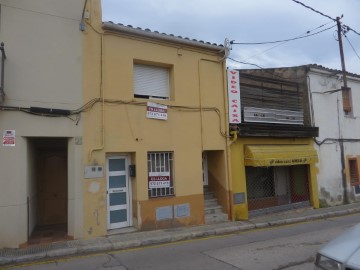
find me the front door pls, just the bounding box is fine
[38,149,67,225]
[107,156,131,229]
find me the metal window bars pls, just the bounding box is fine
[148,152,175,198]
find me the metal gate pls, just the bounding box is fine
[246,165,310,213]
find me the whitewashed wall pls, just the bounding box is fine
[309,68,360,206]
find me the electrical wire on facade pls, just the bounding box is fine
[0,98,230,138]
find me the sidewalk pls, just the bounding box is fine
[1,202,360,266]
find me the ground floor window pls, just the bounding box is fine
[148,152,174,198]
[246,165,310,211]
[349,158,359,186]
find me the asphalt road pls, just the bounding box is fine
[4,213,360,270]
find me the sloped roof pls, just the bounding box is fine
[305,64,360,79]
[102,21,224,53]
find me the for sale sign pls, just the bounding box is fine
[148,171,170,188]
[227,70,241,123]
[3,130,15,146]
[146,102,168,120]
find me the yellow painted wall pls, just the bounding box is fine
[230,137,319,220]
[82,0,229,237]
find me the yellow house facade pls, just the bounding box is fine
[82,0,231,237]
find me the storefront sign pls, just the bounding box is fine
[2,130,15,146]
[227,70,241,123]
[148,171,170,188]
[269,158,308,166]
[146,102,168,120]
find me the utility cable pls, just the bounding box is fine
[231,24,336,45]
[344,35,360,61]
[291,0,360,37]
[291,0,336,22]
[241,22,335,62]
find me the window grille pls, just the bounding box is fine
[134,64,169,99]
[148,152,174,198]
[349,159,359,185]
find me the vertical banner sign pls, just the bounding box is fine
[146,102,168,120]
[3,130,15,146]
[227,70,241,123]
[148,172,170,188]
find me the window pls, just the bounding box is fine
[342,87,352,114]
[148,152,174,198]
[349,158,359,185]
[134,64,170,100]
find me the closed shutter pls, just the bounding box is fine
[134,64,169,99]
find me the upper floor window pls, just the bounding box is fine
[342,87,352,115]
[134,64,170,100]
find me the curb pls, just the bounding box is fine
[1,207,360,266]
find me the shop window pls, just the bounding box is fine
[148,152,174,198]
[349,158,359,185]
[134,64,170,100]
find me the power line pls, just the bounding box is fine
[291,0,335,21]
[344,35,360,61]
[230,24,336,45]
[240,22,334,62]
[291,0,360,37]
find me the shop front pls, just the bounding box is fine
[230,139,319,220]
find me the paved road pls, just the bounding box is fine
[4,213,360,270]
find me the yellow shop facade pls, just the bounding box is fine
[82,0,231,237]
[228,69,320,220]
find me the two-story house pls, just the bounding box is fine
[0,0,84,248]
[229,68,320,220]
[264,65,360,207]
[82,0,230,238]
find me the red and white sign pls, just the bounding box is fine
[3,130,15,146]
[148,171,170,188]
[227,70,241,123]
[146,102,168,120]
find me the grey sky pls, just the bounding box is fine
[102,0,360,74]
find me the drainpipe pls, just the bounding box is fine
[0,42,6,102]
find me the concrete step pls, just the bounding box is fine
[204,198,218,207]
[204,192,215,200]
[205,212,229,224]
[204,205,223,215]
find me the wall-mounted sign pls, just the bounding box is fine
[148,171,170,188]
[146,102,168,120]
[3,130,15,146]
[227,70,241,123]
[244,106,304,125]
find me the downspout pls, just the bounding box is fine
[0,43,6,102]
[89,33,105,162]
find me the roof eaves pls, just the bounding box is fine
[102,22,224,53]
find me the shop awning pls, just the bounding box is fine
[244,145,318,167]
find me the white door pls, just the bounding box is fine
[107,156,131,229]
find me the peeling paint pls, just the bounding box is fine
[88,181,101,194]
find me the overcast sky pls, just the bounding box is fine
[102,0,360,74]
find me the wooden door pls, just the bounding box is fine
[38,149,67,225]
